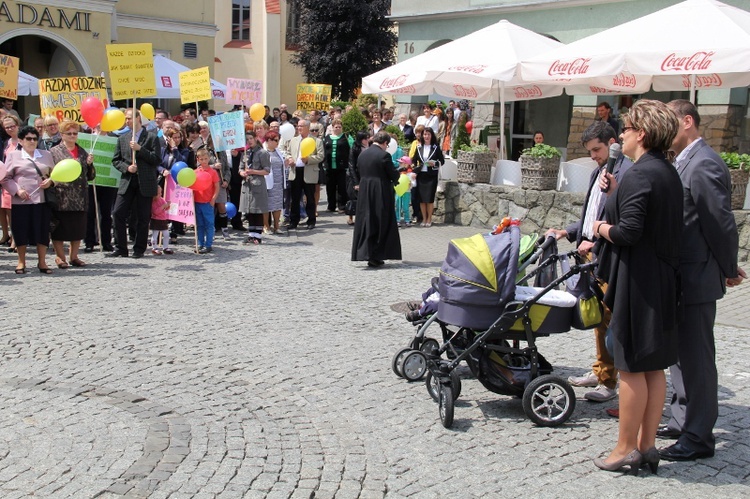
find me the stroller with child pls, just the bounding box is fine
[391,223,599,428]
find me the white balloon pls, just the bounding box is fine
[386,138,398,155]
[279,122,295,141]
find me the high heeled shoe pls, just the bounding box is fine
[593,449,642,475]
[640,447,660,474]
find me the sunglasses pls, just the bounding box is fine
[23,137,38,141]
[63,132,79,136]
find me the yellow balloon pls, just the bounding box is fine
[394,174,410,196]
[300,137,316,158]
[140,103,155,121]
[101,109,126,132]
[249,103,265,122]
[50,158,82,183]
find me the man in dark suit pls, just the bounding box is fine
[107,109,162,258]
[397,113,415,143]
[548,121,632,403]
[658,100,746,461]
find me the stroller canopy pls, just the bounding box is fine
[438,226,521,330]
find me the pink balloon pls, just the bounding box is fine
[465,121,473,134]
[81,97,105,128]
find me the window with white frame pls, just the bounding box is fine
[232,0,251,41]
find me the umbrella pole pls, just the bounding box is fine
[690,74,697,104]
[500,82,506,161]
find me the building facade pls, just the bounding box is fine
[390,0,750,159]
[0,0,217,118]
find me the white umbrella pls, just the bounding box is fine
[153,55,227,100]
[18,71,39,96]
[521,0,750,101]
[362,20,566,158]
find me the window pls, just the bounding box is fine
[286,0,300,50]
[232,0,251,41]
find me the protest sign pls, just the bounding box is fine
[38,77,108,123]
[296,83,332,111]
[179,67,211,104]
[0,53,19,100]
[207,111,244,152]
[106,43,156,99]
[76,133,121,188]
[165,175,196,224]
[225,78,262,106]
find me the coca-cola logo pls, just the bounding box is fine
[448,65,487,74]
[513,85,543,99]
[661,51,714,72]
[612,73,637,88]
[682,73,723,88]
[588,86,619,94]
[548,58,591,76]
[452,85,478,98]
[380,75,409,89]
[390,85,416,95]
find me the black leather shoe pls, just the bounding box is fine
[131,252,144,259]
[659,442,714,461]
[656,425,681,439]
[106,250,127,258]
[83,246,94,253]
[102,245,114,252]
[307,224,315,230]
[288,224,298,230]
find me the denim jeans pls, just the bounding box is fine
[195,202,214,248]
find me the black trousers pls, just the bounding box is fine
[112,181,152,255]
[290,168,316,226]
[228,180,244,228]
[85,185,116,249]
[326,167,347,211]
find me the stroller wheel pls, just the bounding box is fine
[522,375,576,427]
[439,385,454,428]
[402,351,428,381]
[419,338,440,357]
[427,370,462,402]
[392,347,413,378]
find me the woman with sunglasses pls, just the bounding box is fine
[1,126,55,273]
[48,120,95,268]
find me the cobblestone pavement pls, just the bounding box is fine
[0,210,748,498]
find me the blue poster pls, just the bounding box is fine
[208,111,245,152]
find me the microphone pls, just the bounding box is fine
[602,142,621,192]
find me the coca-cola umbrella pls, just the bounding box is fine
[18,71,39,96]
[520,0,750,102]
[361,20,566,158]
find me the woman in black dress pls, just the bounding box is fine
[411,127,443,227]
[592,99,683,475]
[351,132,401,267]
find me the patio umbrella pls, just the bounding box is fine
[520,0,750,101]
[18,71,39,96]
[362,20,566,158]
[153,55,227,100]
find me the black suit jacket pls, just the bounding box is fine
[112,128,161,197]
[677,138,738,304]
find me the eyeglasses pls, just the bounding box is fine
[310,129,320,133]
[4,125,16,130]
[621,126,637,134]
[63,132,79,136]
[23,137,38,142]
[45,123,58,127]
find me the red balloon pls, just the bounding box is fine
[465,120,473,134]
[190,169,213,192]
[81,97,104,128]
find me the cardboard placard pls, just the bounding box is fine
[106,43,157,99]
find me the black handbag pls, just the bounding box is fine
[344,199,356,216]
[31,161,58,211]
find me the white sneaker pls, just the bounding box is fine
[584,384,618,402]
[568,371,598,387]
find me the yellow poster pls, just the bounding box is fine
[0,53,20,100]
[179,67,211,104]
[38,77,108,123]
[106,43,156,99]
[296,84,332,111]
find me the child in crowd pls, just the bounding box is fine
[395,157,414,228]
[150,185,173,255]
[193,148,220,254]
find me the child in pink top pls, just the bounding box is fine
[150,185,172,255]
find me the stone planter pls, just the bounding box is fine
[520,155,561,190]
[456,150,494,183]
[730,168,749,210]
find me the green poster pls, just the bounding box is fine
[77,133,121,188]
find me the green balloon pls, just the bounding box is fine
[394,174,410,196]
[177,167,196,188]
[50,158,82,183]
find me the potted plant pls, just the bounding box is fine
[519,143,562,190]
[456,142,494,183]
[719,152,750,210]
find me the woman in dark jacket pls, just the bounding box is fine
[49,120,95,268]
[323,118,351,213]
[351,132,401,267]
[410,127,443,227]
[592,99,683,475]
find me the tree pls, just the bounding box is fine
[453,112,470,158]
[292,0,397,101]
[341,108,368,137]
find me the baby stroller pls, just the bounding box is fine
[394,225,597,429]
